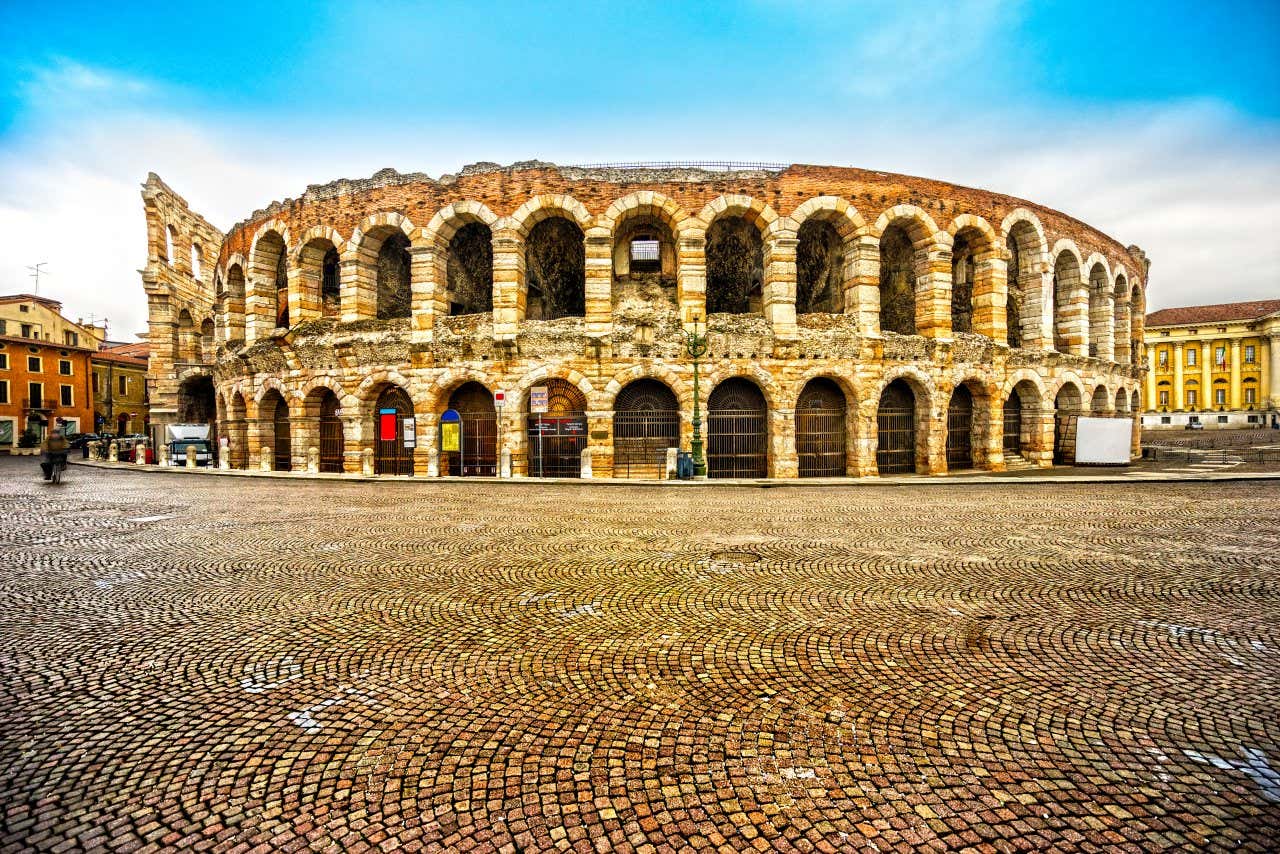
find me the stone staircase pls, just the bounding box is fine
[1002,452,1036,472]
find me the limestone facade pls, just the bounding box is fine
[141,162,1148,478]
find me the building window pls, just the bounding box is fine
[92,373,99,392]
[1158,349,1168,367]
[27,355,41,373]
[1245,344,1256,364]
[0,380,7,404]
[1218,415,1229,424]
[1215,346,1226,368]
[1187,348,1196,366]
[1159,390,1169,407]
[1186,390,1197,407]
[63,331,78,347]
[1248,414,1260,424]
[0,319,5,334]
[1160,416,1171,424]
[19,304,28,313]
[1215,388,1226,405]
[118,376,127,395]
[1245,387,1256,404]
[20,323,31,338]
[0,353,7,370]
[58,359,72,375]
[60,384,73,406]
[28,382,42,407]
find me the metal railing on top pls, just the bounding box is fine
[566,161,789,172]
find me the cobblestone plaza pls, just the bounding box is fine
[2,460,1278,851]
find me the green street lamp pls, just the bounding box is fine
[683,312,708,478]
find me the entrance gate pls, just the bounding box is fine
[795,378,846,477]
[527,379,587,478]
[876,379,916,474]
[1002,396,1022,455]
[707,378,767,478]
[374,386,415,475]
[319,392,344,473]
[269,394,291,472]
[946,385,974,470]
[613,380,680,479]
[446,382,497,476]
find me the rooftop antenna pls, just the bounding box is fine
[27,262,47,294]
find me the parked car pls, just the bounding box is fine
[168,438,214,466]
[67,432,99,450]
[1185,421,1204,430]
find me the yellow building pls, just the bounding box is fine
[92,341,150,435]
[0,294,106,349]
[1143,299,1280,429]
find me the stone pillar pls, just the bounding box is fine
[971,251,1007,343]
[306,446,320,473]
[409,243,439,337]
[427,447,439,478]
[339,251,373,324]
[665,447,678,479]
[259,445,272,472]
[500,446,512,478]
[584,230,613,338]
[1091,287,1115,361]
[1201,342,1212,410]
[1230,339,1243,410]
[135,439,148,466]
[186,444,197,468]
[585,410,612,480]
[286,265,312,326]
[852,398,879,477]
[1112,295,1131,365]
[1029,268,1055,351]
[1173,343,1184,410]
[361,447,374,476]
[219,436,230,470]
[847,235,881,336]
[491,228,524,341]
[982,395,1005,471]
[108,440,118,462]
[1262,336,1276,410]
[914,242,952,339]
[771,408,798,478]
[157,442,169,466]
[677,231,707,326]
[343,416,363,474]
[763,233,798,343]
[1146,346,1158,411]
[580,446,593,479]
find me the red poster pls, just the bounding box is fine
[379,413,397,441]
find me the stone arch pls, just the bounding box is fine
[509,194,594,238]
[702,363,782,413]
[944,372,995,472]
[603,363,693,411]
[296,226,346,322]
[219,257,248,343]
[417,202,500,320]
[511,366,597,410]
[199,317,215,361]
[249,223,290,337]
[1051,241,1086,355]
[1086,255,1113,360]
[355,369,426,415]
[1090,383,1112,414]
[611,377,682,478]
[947,214,1001,338]
[175,309,197,363]
[706,375,770,478]
[872,206,945,336]
[525,215,586,320]
[700,195,775,316]
[872,367,934,475]
[1002,212,1049,348]
[300,375,358,413]
[427,367,500,412]
[794,375,853,477]
[784,365,863,413]
[1112,270,1131,365]
[347,212,415,322]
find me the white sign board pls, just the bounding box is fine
[402,417,417,449]
[1074,417,1130,465]
[494,390,505,406]
[530,386,548,414]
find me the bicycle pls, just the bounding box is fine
[45,454,67,484]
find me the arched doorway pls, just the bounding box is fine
[1003,393,1023,457]
[707,378,767,478]
[795,378,846,477]
[228,393,248,469]
[946,385,974,471]
[374,386,415,475]
[613,379,680,479]
[877,379,917,474]
[445,381,497,476]
[317,390,344,473]
[259,391,291,472]
[1054,384,1082,464]
[526,378,587,477]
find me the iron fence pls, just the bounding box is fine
[876,407,915,474]
[707,410,768,478]
[446,415,498,476]
[796,409,846,477]
[527,414,587,478]
[613,411,679,479]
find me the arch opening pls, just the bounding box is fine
[253,231,288,330]
[1053,252,1083,354]
[796,377,847,477]
[1088,263,1109,358]
[613,379,680,479]
[1054,384,1083,464]
[225,264,247,342]
[707,378,767,478]
[796,220,844,314]
[1003,380,1041,459]
[950,230,977,334]
[1091,384,1111,414]
[526,378,587,477]
[377,232,412,320]
[613,213,677,285]
[373,385,415,475]
[447,222,493,316]
[445,381,497,476]
[946,384,975,471]
[878,225,917,335]
[310,388,344,473]
[260,390,291,472]
[199,318,214,362]
[1113,275,1130,364]
[526,218,585,320]
[177,376,216,454]
[706,217,764,315]
[877,379,918,474]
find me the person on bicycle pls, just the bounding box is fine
[41,427,69,481]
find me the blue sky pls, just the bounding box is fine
[1,0,1277,335]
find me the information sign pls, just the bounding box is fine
[530,386,548,414]
[402,417,417,449]
[378,408,397,441]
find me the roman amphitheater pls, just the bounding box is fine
[142,161,1148,479]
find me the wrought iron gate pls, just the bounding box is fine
[946,388,973,470]
[877,380,917,474]
[1002,398,1022,454]
[613,380,681,479]
[527,414,586,477]
[319,416,344,472]
[708,378,768,478]
[375,387,415,475]
[796,378,846,477]
[448,415,498,476]
[272,398,292,472]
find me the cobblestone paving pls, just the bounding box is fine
[2,457,1278,853]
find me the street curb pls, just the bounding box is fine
[71,459,1280,488]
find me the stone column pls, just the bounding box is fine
[491,229,524,341]
[584,230,613,338]
[982,394,1005,471]
[1230,339,1243,410]
[971,252,1007,343]
[847,235,881,336]
[1146,346,1158,411]
[677,231,707,325]
[771,408,798,479]
[1173,343,1184,410]
[1263,336,1277,410]
[339,251,373,323]
[1091,287,1115,361]
[763,234,798,344]
[1201,342,1212,410]
[287,264,317,325]
[914,242,952,339]
[409,244,441,338]
[342,415,363,474]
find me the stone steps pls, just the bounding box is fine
[1002,452,1036,471]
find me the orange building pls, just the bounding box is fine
[0,295,99,448]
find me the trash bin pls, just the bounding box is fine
[676,451,694,480]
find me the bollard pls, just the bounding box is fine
[361,447,374,475]
[108,440,118,462]
[427,448,439,477]
[219,437,230,470]
[665,447,678,480]
[580,446,593,479]
[135,439,148,466]
[306,446,320,473]
[88,441,99,461]
[157,442,169,466]
[500,446,511,478]
[186,444,198,469]
[259,446,273,472]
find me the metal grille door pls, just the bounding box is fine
[375,387,414,475]
[527,415,586,477]
[272,398,292,472]
[613,380,680,479]
[707,411,767,478]
[448,415,498,476]
[877,380,917,474]
[796,378,847,477]
[946,387,973,470]
[1002,398,1022,454]
[319,416,344,473]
